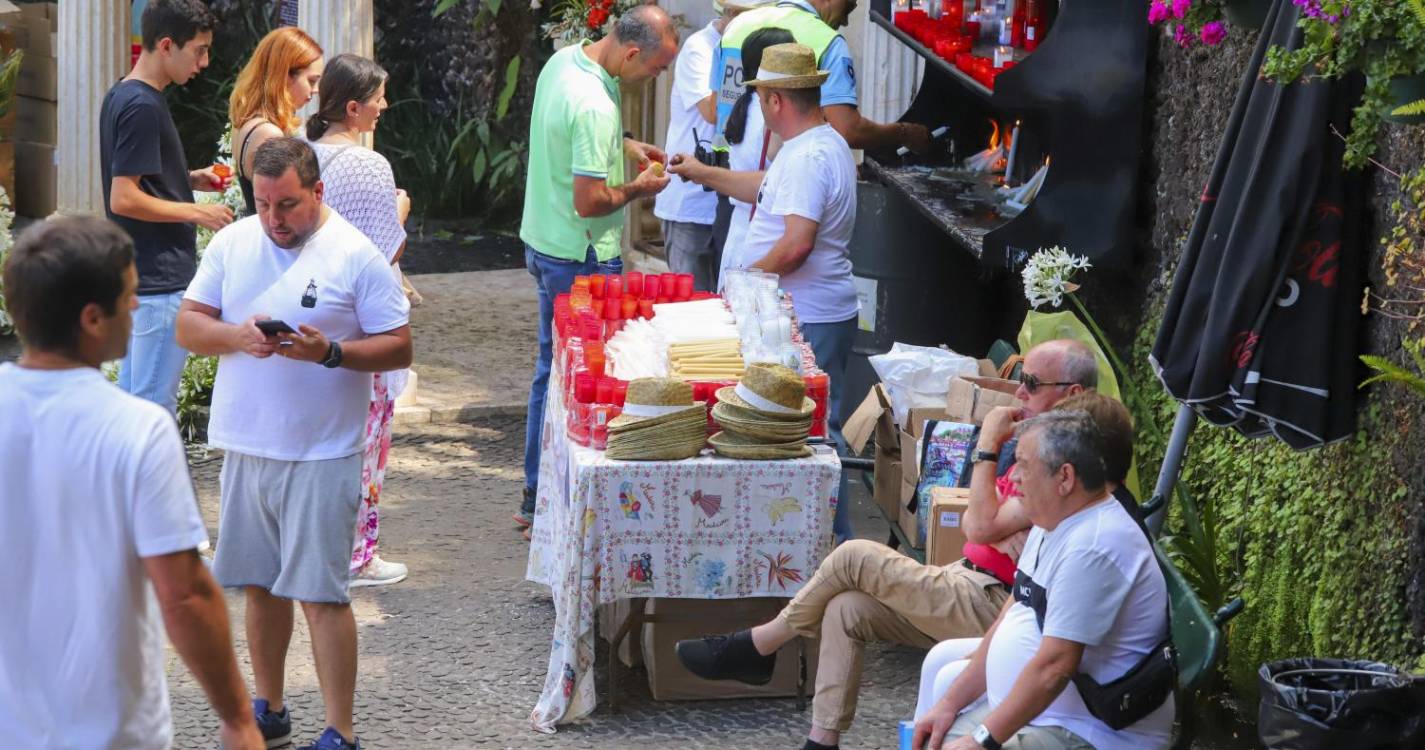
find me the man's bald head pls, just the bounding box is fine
[1037,339,1099,388]
[1016,339,1101,416]
[612,4,679,82]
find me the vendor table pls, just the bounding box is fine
[524,366,842,732]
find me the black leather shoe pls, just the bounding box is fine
[675,630,776,685]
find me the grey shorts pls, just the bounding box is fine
[212,451,362,604]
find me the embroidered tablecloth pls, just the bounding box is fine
[524,368,841,732]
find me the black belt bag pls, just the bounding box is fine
[1071,637,1177,729]
[1013,561,1177,730]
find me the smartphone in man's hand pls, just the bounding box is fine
[255,319,297,337]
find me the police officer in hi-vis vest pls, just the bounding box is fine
[708,0,933,155]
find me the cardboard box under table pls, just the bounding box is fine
[599,597,818,703]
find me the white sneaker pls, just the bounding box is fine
[350,555,408,588]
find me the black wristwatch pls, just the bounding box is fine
[973,724,1002,750]
[972,448,999,465]
[320,340,343,369]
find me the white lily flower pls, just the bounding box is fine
[1022,245,1091,310]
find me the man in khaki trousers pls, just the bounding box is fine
[677,339,1101,750]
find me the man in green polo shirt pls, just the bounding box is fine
[516,4,679,536]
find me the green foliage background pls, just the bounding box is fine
[1120,292,1425,695]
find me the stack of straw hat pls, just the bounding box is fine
[606,378,708,461]
[710,363,815,459]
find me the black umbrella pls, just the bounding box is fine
[1149,0,1365,454]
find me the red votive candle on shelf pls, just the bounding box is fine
[638,299,654,319]
[596,377,613,404]
[624,271,643,297]
[676,273,694,301]
[642,274,660,300]
[589,274,606,299]
[603,296,621,320]
[589,298,605,319]
[621,297,638,319]
[614,379,628,406]
[606,275,623,299]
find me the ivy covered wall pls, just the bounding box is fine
[1091,26,1425,695]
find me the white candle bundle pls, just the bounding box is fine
[606,299,743,381]
[649,299,739,344]
[605,318,670,380]
[965,143,1005,173]
[1000,160,1050,212]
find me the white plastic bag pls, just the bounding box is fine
[869,342,979,428]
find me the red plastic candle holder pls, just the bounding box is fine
[589,274,606,299]
[624,271,643,298]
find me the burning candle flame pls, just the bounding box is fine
[987,119,1001,151]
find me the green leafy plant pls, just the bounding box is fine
[0,49,24,123]
[1125,296,1421,695]
[1262,0,1425,168]
[1361,338,1425,396]
[1159,482,1241,616]
[176,355,218,444]
[0,187,14,337]
[375,52,527,222]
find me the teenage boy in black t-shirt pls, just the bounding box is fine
[100,0,231,415]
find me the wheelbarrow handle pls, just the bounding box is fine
[1213,598,1245,627]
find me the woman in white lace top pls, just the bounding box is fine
[306,53,412,588]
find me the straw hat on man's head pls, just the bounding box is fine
[743,43,828,89]
[715,363,815,420]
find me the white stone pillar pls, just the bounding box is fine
[55,0,129,216]
[298,0,375,147]
[849,2,924,126]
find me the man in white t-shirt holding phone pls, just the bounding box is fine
[669,42,858,541]
[177,138,412,750]
[0,217,262,749]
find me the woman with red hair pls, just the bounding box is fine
[228,26,324,215]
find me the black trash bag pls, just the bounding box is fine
[1258,658,1425,749]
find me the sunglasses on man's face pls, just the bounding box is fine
[1021,373,1075,394]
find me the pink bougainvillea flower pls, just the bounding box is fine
[1148,0,1170,24]
[1170,0,1191,19]
[1200,20,1226,45]
[1174,23,1193,48]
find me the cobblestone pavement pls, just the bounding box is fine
[398,270,538,422]
[168,417,923,749]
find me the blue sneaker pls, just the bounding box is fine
[253,699,292,748]
[297,727,361,750]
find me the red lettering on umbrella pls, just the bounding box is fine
[1230,331,1259,369]
[1292,240,1339,289]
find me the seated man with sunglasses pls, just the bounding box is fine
[675,339,1099,750]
